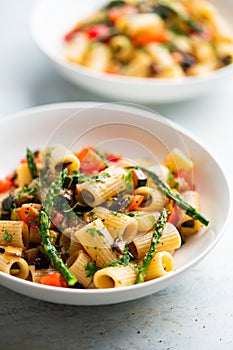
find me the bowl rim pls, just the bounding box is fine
[30,0,233,88]
[0,101,231,302]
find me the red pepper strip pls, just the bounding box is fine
[40,272,68,288]
[87,24,110,40]
[0,178,14,193]
[128,195,144,211]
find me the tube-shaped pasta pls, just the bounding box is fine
[93,206,138,241]
[179,190,201,235]
[117,13,164,37]
[145,43,175,70]
[0,254,29,279]
[193,38,216,63]
[134,186,165,212]
[188,1,233,43]
[156,64,185,78]
[60,227,83,256]
[129,222,181,260]
[187,62,217,76]
[131,211,160,233]
[0,245,22,257]
[68,250,96,288]
[85,43,111,72]
[29,266,57,283]
[122,51,152,77]
[147,164,170,183]
[42,144,80,175]
[94,264,138,288]
[145,251,174,280]
[216,42,233,62]
[0,221,29,248]
[63,32,89,64]
[76,165,128,207]
[74,219,118,267]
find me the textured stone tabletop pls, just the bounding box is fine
[0,1,233,349]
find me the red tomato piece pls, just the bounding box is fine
[79,148,106,175]
[0,178,14,193]
[63,28,80,42]
[132,31,168,46]
[105,152,122,162]
[20,203,42,228]
[174,169,194,191]
[50,209,64,228]
[40,272,68,288]
[87,24,110,39]
[167,204,180,226]
[76,146,94,162]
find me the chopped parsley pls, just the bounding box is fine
[3,230,13,244]
[85,261,99,280]
[26,148,38,179]
[88,227,104,237]
[17,184,37,199]
[110,211,123,217]
[110,246,134,267]
[93,173,111,183]
[123,172,133,191]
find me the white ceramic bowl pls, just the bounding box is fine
[30,0,233,103]
[0,102,230,305]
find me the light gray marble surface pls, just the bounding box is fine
[1,1,233,349]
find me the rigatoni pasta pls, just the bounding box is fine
[0,144,209,289]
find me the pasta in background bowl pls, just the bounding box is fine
[0,102,230,305]
[30,0,233,102]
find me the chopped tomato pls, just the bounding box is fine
[76,146,94,162]
[40,272,68,288]
[0,178,14,193]
[87,24,110,40]
[108,5,138,23]
[132,31,168,46]
[81,160,106,175]
[63,28,80,42]
[50,209,64,228]
[167,200,180,226]
[174,169,194,191]
[128,195,144,211]
[105,152,122,162]
[20,203,42,228]
[78,148,106,175]
[104,68,119,75]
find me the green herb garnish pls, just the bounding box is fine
[3,230,12,244]
[26,148,37,179]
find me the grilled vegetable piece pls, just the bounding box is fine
[136,208,168,283]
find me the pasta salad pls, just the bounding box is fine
[0,145,209,289]
[63,0,233,78]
